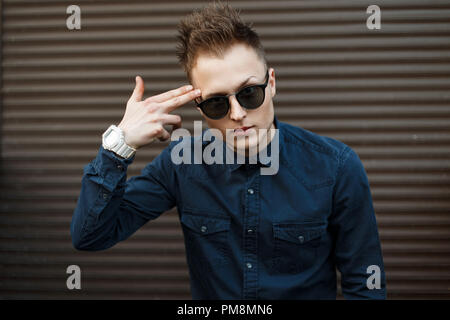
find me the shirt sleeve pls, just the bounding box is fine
[330,146,387,299]
[70,144,177,251]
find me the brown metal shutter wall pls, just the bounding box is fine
[1,0,449,299]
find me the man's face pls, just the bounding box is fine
[190,43,276,153]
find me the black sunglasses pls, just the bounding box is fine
[195,70,270,120]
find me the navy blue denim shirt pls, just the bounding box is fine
[71,116,386,299]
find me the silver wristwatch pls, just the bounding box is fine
[102,125,136,159]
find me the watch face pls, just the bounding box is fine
[104,130,120,149]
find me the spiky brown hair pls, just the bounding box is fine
[175,1,267,83]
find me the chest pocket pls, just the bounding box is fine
[272,222,326,274]
[180,212,231,272]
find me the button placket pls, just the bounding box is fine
[243,174,259,299]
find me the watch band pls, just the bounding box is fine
[111,138,136,159]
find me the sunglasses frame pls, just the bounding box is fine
[195,70,270,120]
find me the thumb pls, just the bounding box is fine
[130,75,144,102]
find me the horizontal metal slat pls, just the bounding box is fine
[5,50,450,68]
[5,37,450,56]
[5,105,450,119]
[4,119,450,134]
[5,22,450,40]
[4,0,450,14]
[5,79,450,95]
[1,172,449,188]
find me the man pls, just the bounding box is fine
[71,2,386,299]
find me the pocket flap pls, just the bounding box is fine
[181,213,230,235]
[273,222,326,244]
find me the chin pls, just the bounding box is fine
[234,135,259,153]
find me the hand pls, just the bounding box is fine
[118,76,201,149]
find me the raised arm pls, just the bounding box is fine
[70,76,201,251]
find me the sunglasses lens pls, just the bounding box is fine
[201,97,229,119]
[236,86,265,109]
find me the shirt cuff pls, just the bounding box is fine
[92,145,136,192]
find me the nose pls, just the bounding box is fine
[229,95,247,121]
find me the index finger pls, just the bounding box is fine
[160,88,202,112]
[145,84,194,104]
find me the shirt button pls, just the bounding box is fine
[298,235,304,243]
[102,193,108,200]
[201,226,207,233]
[117,164,124,171]
[247,188,254,195]
[246,263,252,269]
[247,229,253,234]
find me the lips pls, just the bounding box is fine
[234,126,254,132]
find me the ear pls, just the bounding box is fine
[269,67,276,98]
